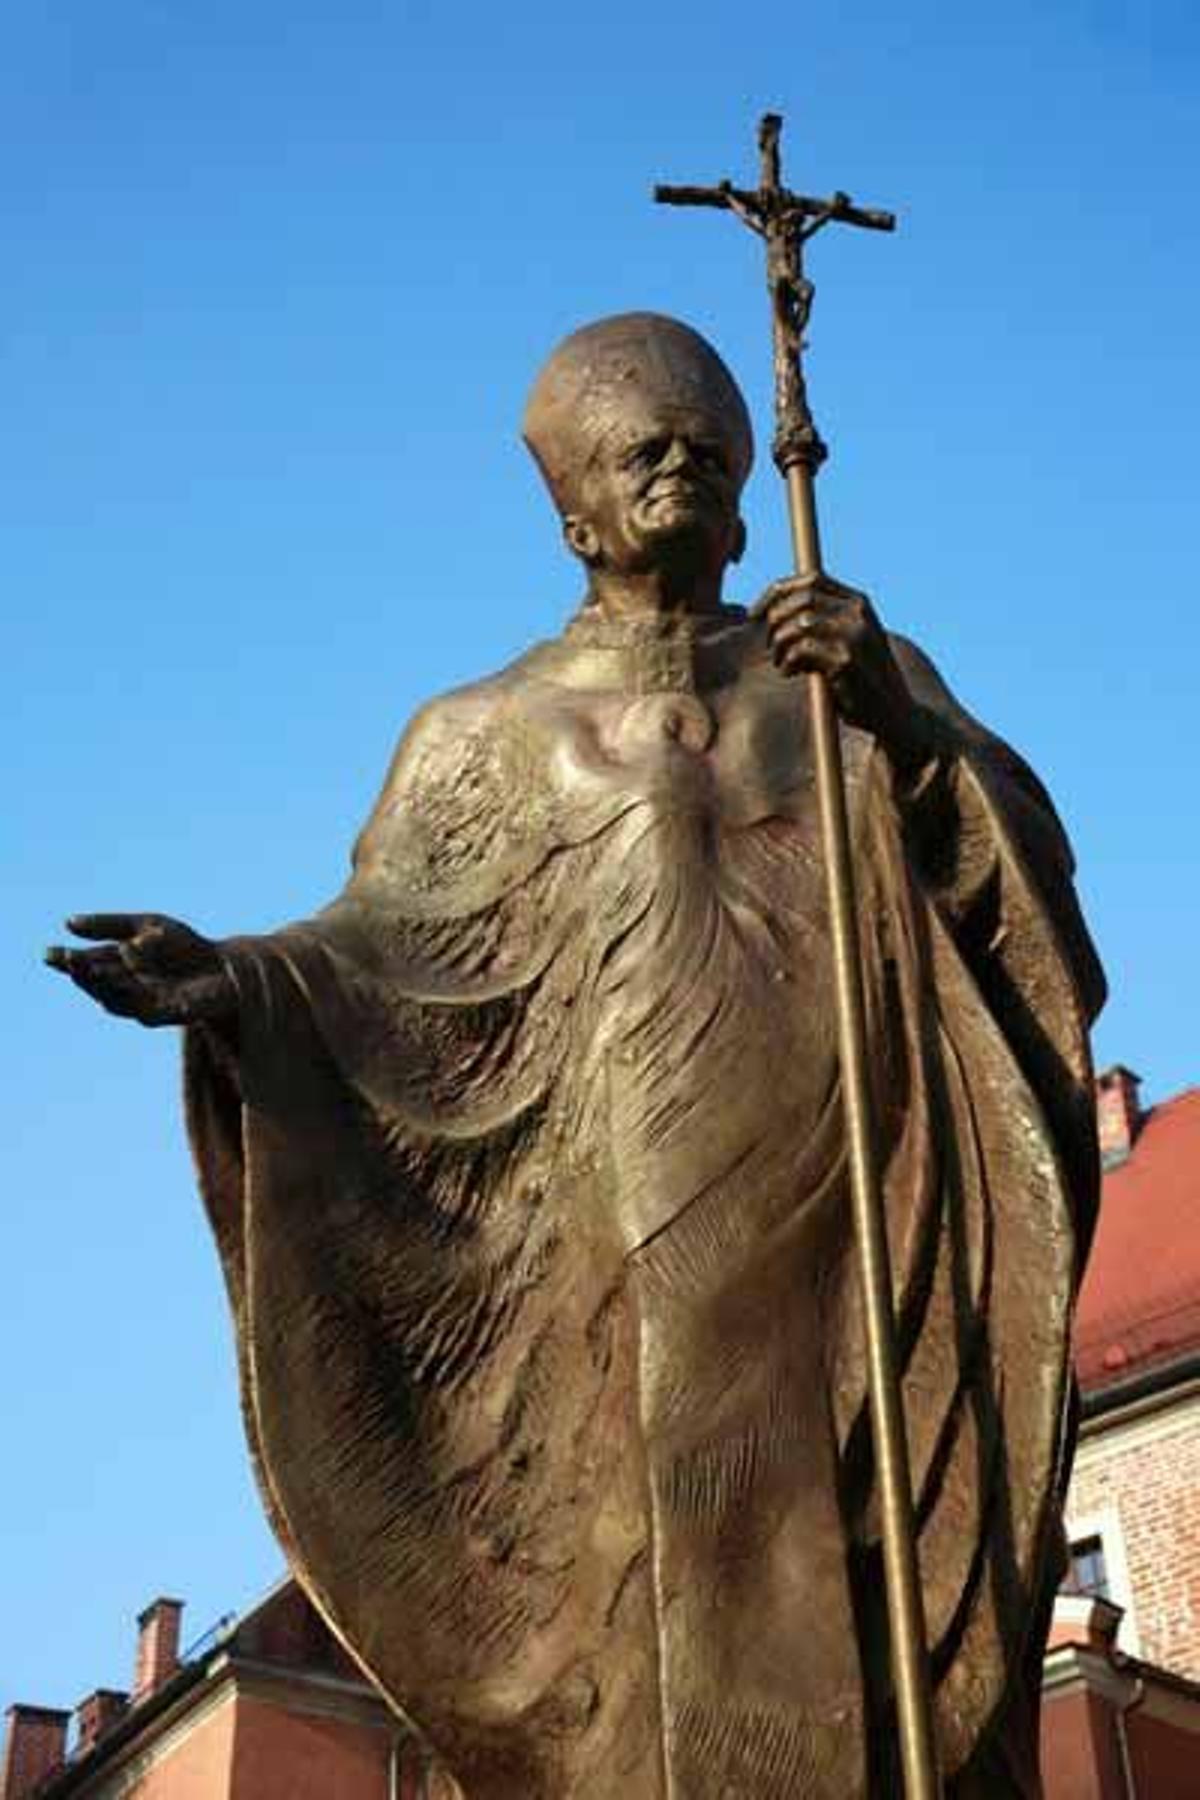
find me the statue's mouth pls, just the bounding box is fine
[644,478,708,512]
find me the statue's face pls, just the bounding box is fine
[569,396,745,577]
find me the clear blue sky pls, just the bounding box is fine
[4,0,1198,1718]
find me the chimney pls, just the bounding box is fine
[1,1706,70,1800]
[1048,1592,1124,1653]
[1096,1065,1142,1168]
[74,1690,127,1756]
[133,1598,184,1698]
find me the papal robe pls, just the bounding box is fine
[185,604,1103,1799]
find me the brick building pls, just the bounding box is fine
[1,1584,453,1800]
[1040,1068,1200,1795]
[7,1069,1200,1798]
[1065,1069,1200,1676]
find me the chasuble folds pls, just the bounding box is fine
[184,605,1103,1798]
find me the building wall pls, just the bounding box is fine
[89,1689,236,1799]
[1042,1673,1200,1800]
[66,1679,410,1800]
[1066,1389,1200,1678]
[1041,1687,1127,1800]
[229,1692,392,1799]
[1127,1706,1200,1800]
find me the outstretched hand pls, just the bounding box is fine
[45,913,236,1028]
[752,571,933,776]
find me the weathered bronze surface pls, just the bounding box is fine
[48,305,1104,1797]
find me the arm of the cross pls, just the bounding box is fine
[793,190,896,236]
[654,181,769,238]
[654,181,894,236]
[653,182,759,212]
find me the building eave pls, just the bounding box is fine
[1078,1351,1200,1428]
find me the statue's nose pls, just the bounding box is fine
[659,436,693,473]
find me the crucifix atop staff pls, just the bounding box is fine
[657,112,894,488]
[656,115,941,1800]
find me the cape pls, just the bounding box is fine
[184,605,1104,1799]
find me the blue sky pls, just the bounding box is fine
[4,0,1199,1716]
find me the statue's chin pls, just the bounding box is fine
[631,512,725,578]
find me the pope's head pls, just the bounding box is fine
[523,313,753,587]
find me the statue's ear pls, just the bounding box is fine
[730,516,747,565]
[563,515,601,564]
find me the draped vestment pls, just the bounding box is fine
[185,606,1102,1798]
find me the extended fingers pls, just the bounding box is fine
[46,943,124,977]
[45,943,153,1018]
[63,913,202,978]
[66,912,166,942]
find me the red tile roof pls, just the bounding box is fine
[1075,1086,1200,1395]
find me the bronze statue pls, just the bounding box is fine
[48,308,1103,1797]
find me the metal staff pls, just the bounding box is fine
[655,114,942,1800]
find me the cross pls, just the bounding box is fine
[656,112,894,479]
[654,118,942,1800]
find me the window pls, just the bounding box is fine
[1066,1531,1110,1600]
[1062,1504,1139,1653]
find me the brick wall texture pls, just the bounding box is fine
[1,1709,70,1800]
[1067,1396,1200,1678]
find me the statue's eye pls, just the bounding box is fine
[623,437,670,471]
